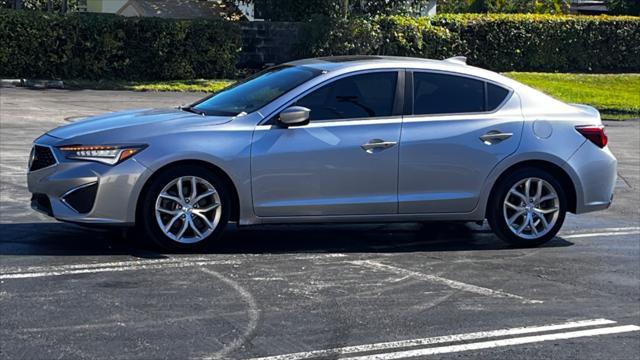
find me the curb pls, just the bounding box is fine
[1,79,64,89]
[0,79,22,87]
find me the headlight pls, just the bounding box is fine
[58,145,146,165]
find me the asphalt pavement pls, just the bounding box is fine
[1,88,638,359]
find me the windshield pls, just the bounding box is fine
[191,65,322,116]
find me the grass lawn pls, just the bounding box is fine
[65,79,234,93]
[504,73,640,120]
[65,73,639,120]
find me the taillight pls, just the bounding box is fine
[575,125,608,148]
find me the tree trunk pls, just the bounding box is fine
[341,0,349,18]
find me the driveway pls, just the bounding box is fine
[1,88,638,359]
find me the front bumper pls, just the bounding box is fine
[564,141,617,214]
[27,137,150,225]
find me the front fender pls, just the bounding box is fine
[131,128,255,224]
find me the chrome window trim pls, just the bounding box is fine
[258,68,405,126]
[27,144,59,173]
[255,117,402,131]
[60,181,99,214]
[400,113,511,124]
[407,68,514,119]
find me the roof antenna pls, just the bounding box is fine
[444,56,467,65]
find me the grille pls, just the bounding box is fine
[29,145,57,171]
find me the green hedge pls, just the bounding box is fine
[297,14,640,73]
[2,10,638,79]
[437,0,570,14]
[0,10,240,80]
[254,0,436,21]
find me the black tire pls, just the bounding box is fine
[487,167,567,247]
[139,165,230,251]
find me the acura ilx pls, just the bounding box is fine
[28,56,617,250]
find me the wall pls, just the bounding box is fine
[84,0,127,13]
[239,21,303,69]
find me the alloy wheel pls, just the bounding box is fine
[502,177,560,240]
[154,176,221,244]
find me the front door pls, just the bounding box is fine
[251,71,403,217]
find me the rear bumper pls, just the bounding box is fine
[564,141,617,214]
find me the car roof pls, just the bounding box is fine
[289,54,474,69]
[285,56,575,111]
[285,55,519,86]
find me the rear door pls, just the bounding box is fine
[251,70,404,217]
[399,71,524,214]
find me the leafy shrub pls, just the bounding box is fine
[605,0,640,15]
[255,0,435,21]
[377,16,458,58]
[0,10,240,80]
[0,0,79,12]
[296,14,383,56]
[296,14,640,73]
[295,15,456,59]
[438,0,570,14]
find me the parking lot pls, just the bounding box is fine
[1,88,639,359]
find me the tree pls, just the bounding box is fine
[1,0,76,13]
[438,0,569,14]
[253,0,436,21]
[605,0,640,15]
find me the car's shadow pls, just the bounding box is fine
[0,221,573,257]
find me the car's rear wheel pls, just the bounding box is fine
[140,165,229,251]
[488,168,566,247]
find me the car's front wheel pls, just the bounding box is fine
[488,168,566,247]
[140,165,230,251]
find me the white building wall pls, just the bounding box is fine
[100,0,128,13]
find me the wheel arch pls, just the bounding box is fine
[486,160,578,216]
[135,160,241,224]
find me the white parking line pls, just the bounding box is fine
[0,258,239,280]
[0,254,347,280]
[245,319,633,360]
[340,325,640,360]
[562,230,640,239]
[0,257,213,273]
[2,226,636,281]
[562,227,640,234]
[350,260,543,304]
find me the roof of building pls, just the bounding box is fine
[117,0,245,20]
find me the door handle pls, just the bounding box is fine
[480,131,513,145]
[361,139,397,153]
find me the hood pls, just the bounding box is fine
[48,108,233,141]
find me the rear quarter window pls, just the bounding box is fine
[487,83,511,111]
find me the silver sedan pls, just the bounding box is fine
[27,56,617,250]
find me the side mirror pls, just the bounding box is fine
[278,106,310,127]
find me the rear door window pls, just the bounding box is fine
[413,72,485,115]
